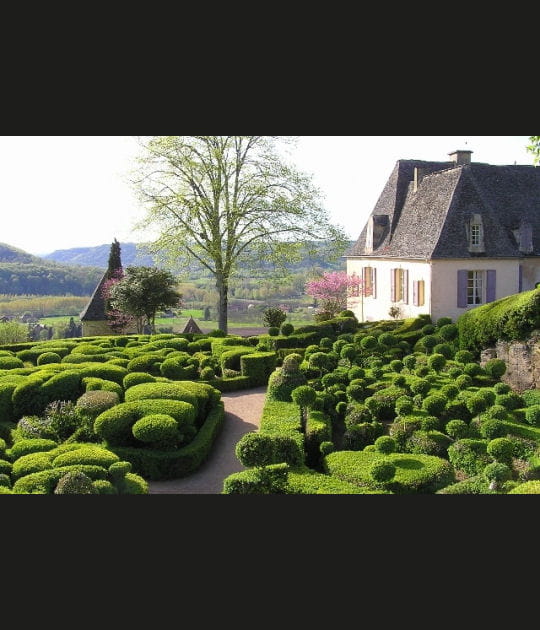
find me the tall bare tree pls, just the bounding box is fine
[131,136,348,334]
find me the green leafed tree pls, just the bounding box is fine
[106,238,122,278]
[130,136,348,334]
[527,136,540,165]
[108,266,183,333]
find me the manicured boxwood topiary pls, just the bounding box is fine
[54,470,98,494]
[525,404,540,427]
[323,450,455,494]
[486,437,514,464]
[507,480,540,494]
[479,418,507,440]
[374,436,397,454]
[94,399,197,447]
[445,419,469,439]
[448,438,490,476]
[0,356,25,370]
[131,414,182,449]
[37,352,62,366]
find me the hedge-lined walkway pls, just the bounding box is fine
[148,385,267,494]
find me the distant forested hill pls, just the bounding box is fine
[0,243,103,296]
[42,240,353,274]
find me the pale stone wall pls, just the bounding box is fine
[480,332,540,392]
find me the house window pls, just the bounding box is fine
[413,280,425,306]
[468,214,485,252]
[470,224,481,246]
[391,268,408,303]
[362,266,376,298]
[457,270,496,307]
[467,271,483,305]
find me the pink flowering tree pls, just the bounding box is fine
[305,271,368,319]
[100,269,136,334]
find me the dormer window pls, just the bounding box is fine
[471,224,481,246]
[468,213,485,253]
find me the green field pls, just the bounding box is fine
[39,308,317,333]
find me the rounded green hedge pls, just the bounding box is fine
[94,399,196,447]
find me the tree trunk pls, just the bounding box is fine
[216,273,229,334]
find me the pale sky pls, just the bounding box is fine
[0,135,533,256]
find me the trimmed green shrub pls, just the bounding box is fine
[485,404,508,420]
[37,352,61,366]
[374,436,396,454]
[483,358,506,379]
[0,356,24,369]
[123,372,156,389]
[487,437,514,464]
[448,438,490,475]
[370,460,396,483]
[445,419,469,439]
[480,418,507,440]
[94,399,197,447]
[76,390,120,419]
[493,382,511,395]
[54,470,98,494]
[454,350,474,364]
[508,481,540,494]
[222,463,289,494]
[409,377,431,397]
[422,394,447,415]
[427,353,446,372]
[525,405,540,427]
[495,392,524,410]
[483,462,511,486]
[131,414,181,449]
[52,445,120,469]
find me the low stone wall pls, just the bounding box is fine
[480,332,540,392]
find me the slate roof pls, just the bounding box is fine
[79,271,108,321]
[346,159,540,259]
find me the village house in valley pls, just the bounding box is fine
[345,149,540,323]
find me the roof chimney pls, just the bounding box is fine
[448,149,473,165]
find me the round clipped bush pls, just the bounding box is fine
[422,394,447,415]
[441,384,459,400]
[280,323,294,337]
[525,405,540,427]
[445,419,469,440]
[392,374,407,388]
[465,395,488,416]
[374,436,396,454]
[402,355,416,371]
[483,462,511,485]
[389,359,403,373]
[493,382,511,395]
[93,479,118,494]
[76,390,120,419]
[455,374,472,390]
[348,366,365,380]
[409,378,431,397]
[495,392,524,410]
[200,366,215,380]
[436,317,453,327]
[487,437,514,464]
[132,414,180,448]
[433,343,454,359]
[346,383,365,403]
[54,470,98,494]
[369,460,396,483]
[486,404,507,420]
[360,335,377,350]
[454,350,474,364]
[480,418,506,440]
[427,353,446,372]
[463,362,482,377]
[0,355,24,369]
[123,372,156,389]
[37,352,61,366]
[52,445,120,468]
[438,324,458,341]
[94,399,196,447]
[447,367,462,379]
[420,416,440,432]
[483,358,506,379]
[378,332,397,347]
[395,396,413,415]
[235,432,277,467]
[268,326,280,337]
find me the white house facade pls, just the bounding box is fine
[345,149,540,323]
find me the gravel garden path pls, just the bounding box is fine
[147,385,267,494]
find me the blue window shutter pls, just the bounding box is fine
[486,270,496,302]
[457,270,468,307]
[519,265,523,292]
[413,280,418,306]
[372,267,377,298]
[390,269,396,302]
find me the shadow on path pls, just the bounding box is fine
[148,385,267,494]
